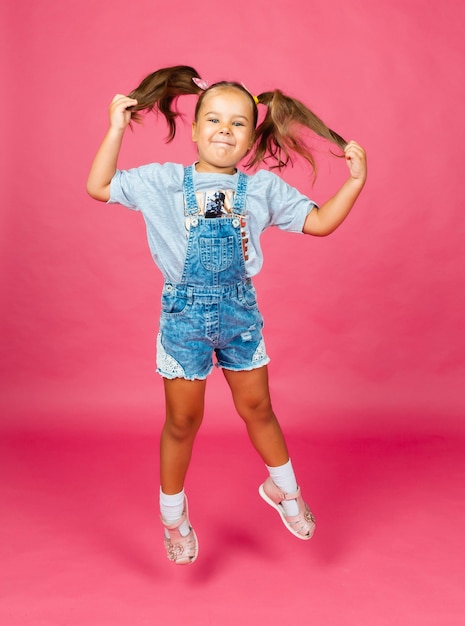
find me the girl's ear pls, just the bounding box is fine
[192,121,198,143]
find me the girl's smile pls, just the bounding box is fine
[192,88,255,174]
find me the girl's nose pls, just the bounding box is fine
[219,125,231,134]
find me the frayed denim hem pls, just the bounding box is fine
[156,367,213,381]
[216,356,271,372]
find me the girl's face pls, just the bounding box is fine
[192,87,255,174]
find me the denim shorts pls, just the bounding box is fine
[156,281,270,380]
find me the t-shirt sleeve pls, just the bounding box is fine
[108,167,145,210]
[108,162,184,212]
[254,170,318,233]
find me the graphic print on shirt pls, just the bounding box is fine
[184,189,249,260]
[195,189,234,217]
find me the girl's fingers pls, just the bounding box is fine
[344,142,366,164]
[344,141,364,155]
[111,94,138,108]
[108,95,138,130]
[343,141,367,181]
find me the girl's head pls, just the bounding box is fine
[128,65,346,178]
[192,84,258,173]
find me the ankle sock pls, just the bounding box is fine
[266,459,300,516]
[159,488,191,537]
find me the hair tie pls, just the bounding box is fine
[192,77,209,90]
[241,82,259,106]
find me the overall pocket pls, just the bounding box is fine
[161,289,191,317]
[239,282,259,310]
[200,236,235,272]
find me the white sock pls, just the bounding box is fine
[266,459,299,516]
[159,489,191,538]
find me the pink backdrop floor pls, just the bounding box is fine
[1,420,463,625]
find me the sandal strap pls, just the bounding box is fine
[281,485,301,502]
[161,512,188,532]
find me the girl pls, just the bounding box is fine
[87,65,367,565]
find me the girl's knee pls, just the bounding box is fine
[164,413,203,441]
[236,396,274,424]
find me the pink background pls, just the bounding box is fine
[1,1,464,624]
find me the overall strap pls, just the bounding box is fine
[183,166,249,216]
[183,165,198,215]
[232,171,248,216]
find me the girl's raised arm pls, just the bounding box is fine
[303,140,367,236]
[86,94,138,202]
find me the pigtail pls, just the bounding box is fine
[127,65,203,141]
[125,66,346,176]
[246,90,347,176]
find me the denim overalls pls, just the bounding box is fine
[156,166,270,380]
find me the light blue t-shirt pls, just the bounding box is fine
[109,162,316,282]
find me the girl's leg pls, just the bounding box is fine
[221,365,289,466]
[160,377,207,494]
[159,377,206,565]
[223,365,315,539]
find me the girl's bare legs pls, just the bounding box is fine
[222,365,289,466]
[160,377,207,494]
[223,364,315,537]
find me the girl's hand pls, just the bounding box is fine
[86,94,138,201]
[303,139,367,235]
[344,140,367,184]
[109,94,138,131]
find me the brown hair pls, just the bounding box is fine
[127,65,347,176]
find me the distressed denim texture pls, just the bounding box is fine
[156,167,270,380]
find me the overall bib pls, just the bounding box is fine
[156,166,269,380]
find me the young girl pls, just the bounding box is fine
[87,65,367,565]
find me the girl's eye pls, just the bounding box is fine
[208,118,219,123]
[233,122,244,127]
